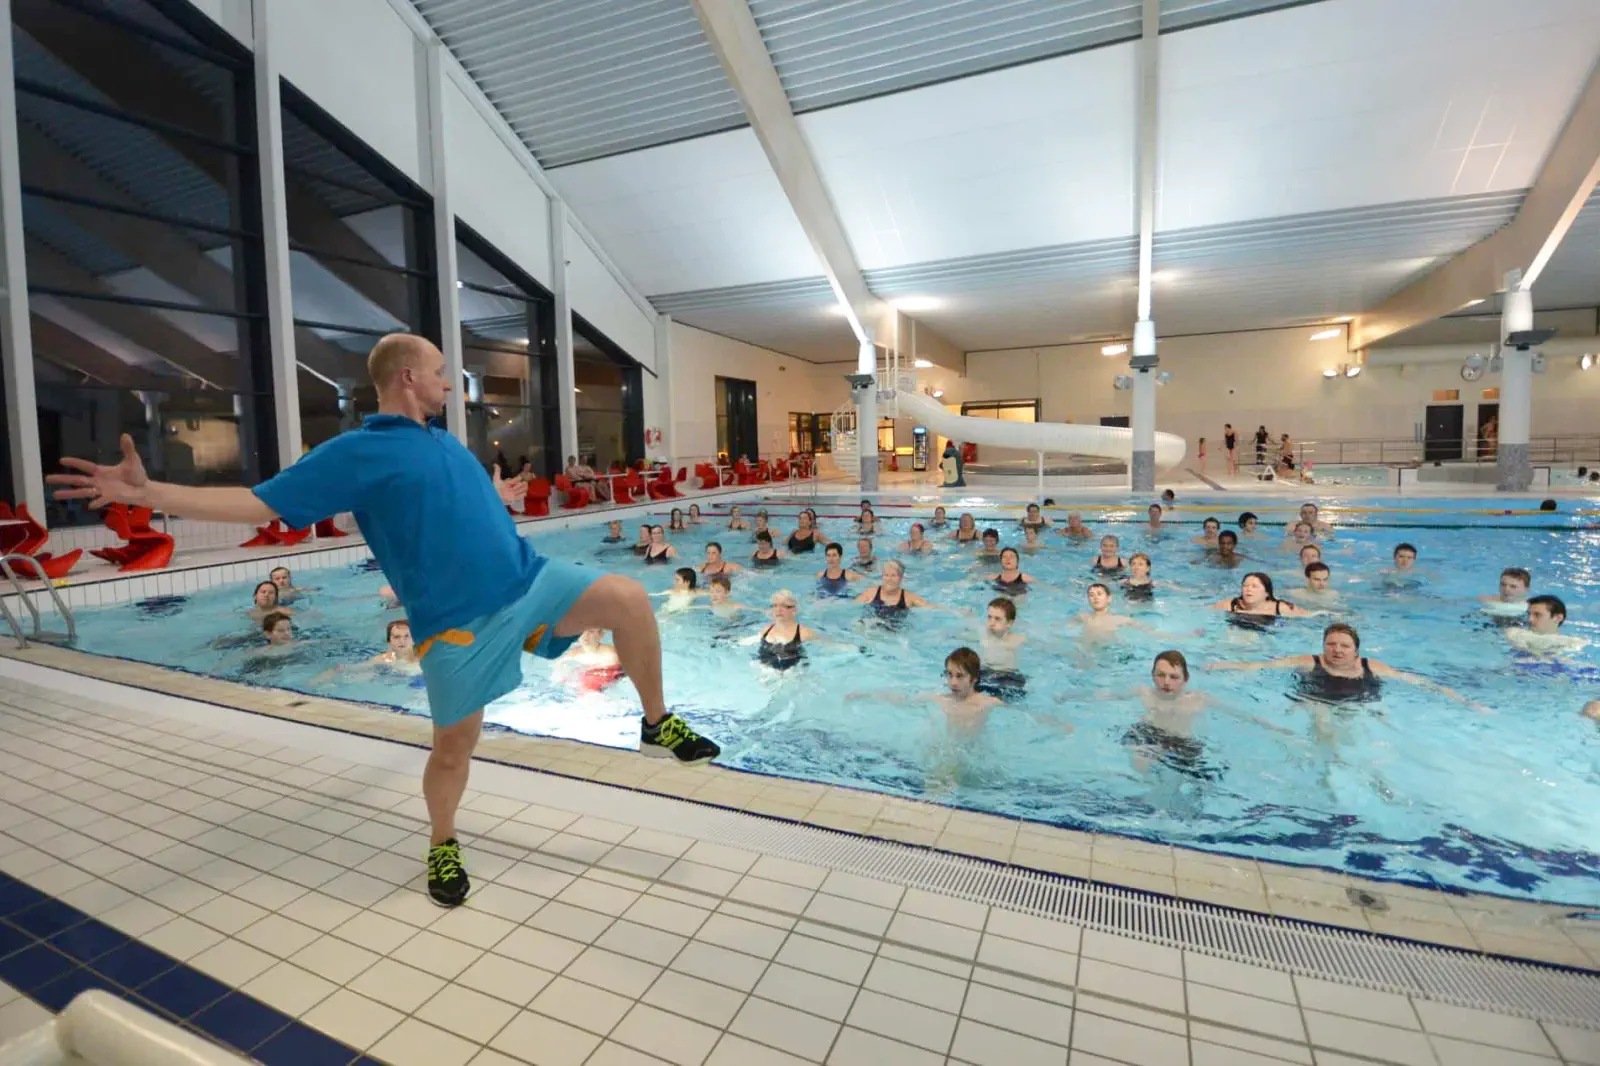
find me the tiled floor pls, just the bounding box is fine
[0,673,1596,1066]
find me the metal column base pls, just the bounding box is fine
[1495,442,1532,492]
[1130,450,1155,492]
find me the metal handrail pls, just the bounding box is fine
[0,554,77,649]
[1285,436,1600,468]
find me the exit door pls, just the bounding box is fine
[1100,416,1130,428]
[716,376,758,462]
[1475,403,1499,458]
[1424,404,1464,461]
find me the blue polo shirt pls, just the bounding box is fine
[253,415,544,642]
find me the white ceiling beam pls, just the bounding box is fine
[687,0,883,344]
[1352,57,1600,350]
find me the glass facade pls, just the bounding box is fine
[280,82,436,452]
[12,0,273,525]
[573,315,643,472]
[457,223,559,477]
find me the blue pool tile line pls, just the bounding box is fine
[0,870,378,1065]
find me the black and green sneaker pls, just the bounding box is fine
[640,713,720,764]
[426,838,470,907]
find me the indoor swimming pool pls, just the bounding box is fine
[64,494,1600,906]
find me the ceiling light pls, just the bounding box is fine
[1322,368,1338,378]
[1344,365,1361,378]
[913,359,933,369]
[1462,298,1486,308]
[892,297,940,312]
[1310,328,1341,341]
[932,389,944,398]
[574,387,582,394]
[1101,344,1128,356]
[824,304,850,317]
[1151,270,1180,283]
[1581,353,1595,371]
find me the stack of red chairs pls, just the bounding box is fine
[773,458,790,481]
[754,460,774,484]
[647,467,681,500]
[0,502,83,579]
[612,470,646,505]
[553,475,590,510]
[314,518,347,538]
[693,463,719,490]
[524,477,552,516]
[240,519,313,548]
[87,503,171,573]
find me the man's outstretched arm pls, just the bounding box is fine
[49,434,277,524]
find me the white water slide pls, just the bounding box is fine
[892,388,1187,470]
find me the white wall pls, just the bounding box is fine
[184,0,251,45]
[566,218,656,372]
[268,0,428,187]
[669,323,827,459]
[443,80,552,287]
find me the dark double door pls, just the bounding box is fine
[1424,404,1464,461]
[719,377,758,462]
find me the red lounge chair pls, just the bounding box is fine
[240,519,310,547]
[694,463,718,490]
[8,549,84,580]
[611,473,638,505]
[524,477,551,517]
[87,502,172,572]
[314,518,348,538]
[554,475,590,510]
[6,504,49,556]
[647,468,679,500]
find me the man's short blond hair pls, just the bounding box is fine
[367,333,432,390]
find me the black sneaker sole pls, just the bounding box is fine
[639,743,718,764]
[428,882,470,908]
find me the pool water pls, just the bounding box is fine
[70,496,1600,905]
[1311,464,1396,487]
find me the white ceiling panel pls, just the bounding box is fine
[1158,0,1600,230]
[655,278,860,363]
[547,127,824,295]
[801,41,1139,268]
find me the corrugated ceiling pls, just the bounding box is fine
[412,0,746,168]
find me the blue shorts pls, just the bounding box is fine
[417,559,599,728]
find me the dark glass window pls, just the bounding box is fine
[13,0,272,526]
[574,316,643,474]
[457,223,559,477]
[280,82,436,450]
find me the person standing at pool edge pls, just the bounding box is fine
[47,333,721,909]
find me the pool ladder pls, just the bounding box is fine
[0,554,76,649]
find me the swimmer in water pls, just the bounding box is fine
[1210,572,1315,620]
[601,520,625,545]
[668,508,687,533]
[930,506,949,529]
[849,537,878,573]
[1281,521,1318,551]
[1297,543,1322,569]
[979,597,1026,672]
[855,559,937,615]
[1585,701,1600,724]
[752,511,771,540]
[1207,530,1245,568]
[850,648,1062,735]
[642,525,676,565]
[854,506,883,537]
[1209,622,1483,710]
[1146,504,1164,534]
[687,504,704,526]
[816,543,861,596]
[900,523,936,555]
[1298,503,1334,536]
[977,528,1002,560]
[1122,552,1155,600]
[1479,567,1530,617]
[1020,503,1052,532]
[1192,517,1221,548]
[1062,512,1094,541]
[1020,524,1046,554]
[953,512,979,543]
[988,547,1041,595]
[726,505,750,532]
[705,575,747,617]
[1378,542,1426,588]
[1238,512,1261,538]
[700,541,743,577]
[1507,594,1588,656]
[655,568,703,613]
[786,511,821,555]
[261,611,294,647]
[632,523,652,556]
[1090,535,1125,575]
[249,581,291,621]
[751,531,783,568]
[555,628,625,693]
[1161,489,1176,503]
[369,619,417,666]
[1071,584,1191,643]
[743,589,818,674]
[269,566,312,603]
[1295,562,1341,607]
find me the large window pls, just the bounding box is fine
[788,412,831,454]
[457,224,559,477]
[961,399,1039,422]
[13,0,273,524]
[574,316,642,472]
[280,83,436,450]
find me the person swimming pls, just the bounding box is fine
[976,598,1028,699]
[1020,503,1051,532]
[1479,566,1531,618]
[854,506,883,537]
[1210,572,1314,624]
[855,559,934,619]
[977,528,1002,560]
[657,568,702,613]
[1145,504,1163,534]
[269,566,312,603]
[1090,535,1125,575]
[1207,530,1244,569]
[1122,552,1155,600]
[988,547,1037,596]
[1296,543,1322,570]
[369,619,417,667]
[1020,524,1046,554]
[668,508,687,533]
[752,511,771,540]
[1296,562,1341,607]
[249,581,290,621]
[751,531,782,568]
[687,504,704,526]
[1298,503,1334,536]
[749,589,814,672]
[1237,512,1261,537]
[1071,583,1188,643]
[1192,517,1221,548]
[1281,521,1318,552]
[901,523,935,554]
[601,520,625,545]
[1379,542,1425,589]
[643,525,675,565]
[816,543,857,596]
[1062,512,1094,540]
[261,610,294,647]
[632,523,652,556]
[726,505,750,532]
[557,628,625,693]
[1507,594,1588,657]
[930,506,949,530]
[705,575,747,617]
[849,537,877,573]
[700,541,742,577]
[953,513,979,543]
[787,512,820,554]
[1119,651,1220,779]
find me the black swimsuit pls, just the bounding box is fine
[702,561,733,576]
[602,536,624,544]
[752,551,780,569]
[977,668,1027,701]
[644,545,672,565]
[869,586,910,620]
[955,529,977,542]
[1092,557,1126,577]
[788,531,817,553]
[1299,655,1381,702]
[757,625,804,671]
[1122,721,1221,780]
[993,571,1028,595]
[1123,581,1154,602]
[1227,598,1286,629]
[818,570,850,596]
[1225,432,1237,451]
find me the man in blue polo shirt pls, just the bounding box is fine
[51,333,719,907]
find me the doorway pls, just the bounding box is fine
[716,377,758,462]
[1424,404,1464,461]
[1100,416,1130,428]
[1475,403,1499,459]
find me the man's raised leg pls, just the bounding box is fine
[423,710,481,906]
[556,574,719,762]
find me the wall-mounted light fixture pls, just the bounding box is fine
[913,359,933,368]
[1309,328,1341,341]
[1101,344,1128,357]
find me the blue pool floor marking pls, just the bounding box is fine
[0,871,382,1066]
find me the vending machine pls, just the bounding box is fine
[912,426,929,471]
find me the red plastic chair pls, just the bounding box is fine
[314,517,347,538]
[524,477,552,517]
[554,475,590,510]
[87,502,171,571]
[694,464,719,490]
[647,468,680,500]
[241,519,311,547]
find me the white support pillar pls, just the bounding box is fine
[1130,320,1157,491]
[1497,280,1534,492]
[1127,0,1160,494]
[0,0,43,514]
[252,1,301,471]
[425,41,466,443]
[549,201,579,466]
[653,314,674,460]
[856,336,878,492]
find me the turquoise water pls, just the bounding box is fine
[69,494,1600,905]
[1313,464,1396,487]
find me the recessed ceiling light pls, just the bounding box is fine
[1462,298,1486,308]
[892,297,940,312]
[913,359,933,369]
[1310,328,1341,341]
[1101,344,1128,356]
[1151,270,1180,283]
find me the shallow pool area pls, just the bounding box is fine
[63,493,1600,907]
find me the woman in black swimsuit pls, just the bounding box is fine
[727,505,750,531]
[1019,503,1051,533]
[751,531,782,568]
[953,512,978,543]
[816,543,857,596]
[1224,423,1238,476]
[854,559,934,618]
[1209,572,1313,622]
[642,525,676,565]
[1208,623,1482,708]
[1090,535,1126,576]
[668,508,687,533]
[700,541,742,577]
[1122,552,1155,601]
[930,506,949,530]
[632,523,652,556]
[787,512,820,554]
[749,590,816,672]
[987,547,1038,595]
